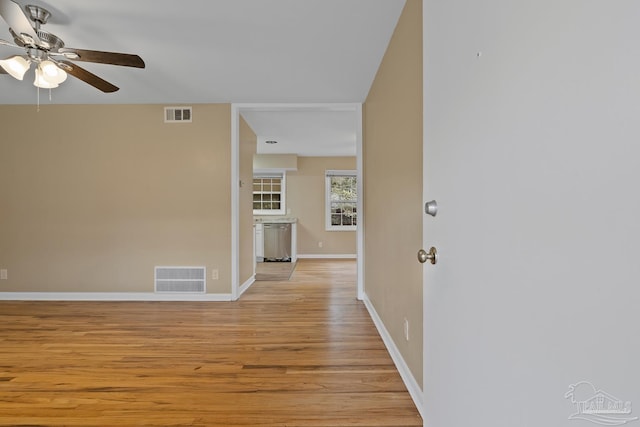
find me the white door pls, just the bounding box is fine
[422,1,640,426]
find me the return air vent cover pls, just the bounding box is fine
[164,106,192,123]
[155,266,206,293]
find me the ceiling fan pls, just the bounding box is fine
[0,0,144,93]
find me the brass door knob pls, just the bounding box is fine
[418,247,438,265]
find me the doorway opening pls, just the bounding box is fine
[231,103,363,301]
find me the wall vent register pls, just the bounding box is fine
[164,106,193,123]
[155,266,205,293]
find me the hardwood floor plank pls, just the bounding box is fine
[0,259,422,426]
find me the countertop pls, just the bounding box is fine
[254,217,298,224]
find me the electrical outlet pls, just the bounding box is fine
[0,269,7,280]
[403,318,409,341]
[211,269,219,280]
[318,241,323,248]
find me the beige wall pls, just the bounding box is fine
[0,104,232,294]
[253,154,297,171]
[363,0,423,386]
[284,156,357,256]
[239,117,257,286]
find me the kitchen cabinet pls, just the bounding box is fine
[255,223,264,262]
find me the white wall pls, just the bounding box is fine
[423,1,640,425]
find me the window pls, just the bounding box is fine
[253,172,286,215]
[326,170,357,231]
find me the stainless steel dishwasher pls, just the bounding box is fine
[263,223,292,262]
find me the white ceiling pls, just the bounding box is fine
[242,107,358,157]
[0,0,406,155]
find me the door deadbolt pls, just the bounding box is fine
[425,200,438,217]
[418,247,438,265]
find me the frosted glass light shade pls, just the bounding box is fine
[0,55,31,80]
[40,60,67,84]
[34,66,58,88]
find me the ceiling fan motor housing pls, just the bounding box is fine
[10,27,65,50]
[8,4,64,52]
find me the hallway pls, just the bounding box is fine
[0,259,421,426]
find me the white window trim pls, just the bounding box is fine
[325,170,357,231]
[253,171,286,216]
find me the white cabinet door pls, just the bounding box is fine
[255,224,264,261]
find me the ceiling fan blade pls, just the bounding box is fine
[0,0,41,45]
[0,38,19,48]
[58,48,145,68]
[58,60,119,93]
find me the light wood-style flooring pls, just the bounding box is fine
[254,260,297,281]
[0,259,422,426]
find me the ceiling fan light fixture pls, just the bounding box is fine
[0,1,144,94]
[40,60,67,84]
[34,65,59,88]
[0,55,31,80]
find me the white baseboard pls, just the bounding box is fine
[362,293,425,419]
[0,292,233,302]
[296,254,357,259]
[238,275,256,298]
